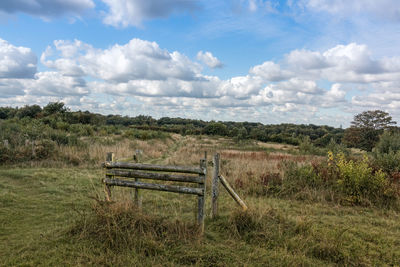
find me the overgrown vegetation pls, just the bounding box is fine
[0,102,345,151]
[1,167,399,266]
[1,104,400,266]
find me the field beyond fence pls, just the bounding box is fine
[1,132,400,266]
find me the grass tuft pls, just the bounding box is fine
[70,199,201,251]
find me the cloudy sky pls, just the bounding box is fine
[1,0,400,127]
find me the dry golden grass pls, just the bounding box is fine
[3,135,400,266]
[257,141,298,151]
[57,137,172,167]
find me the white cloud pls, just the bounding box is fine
[42,39,202,82]
[92,76,221,98]
[283,43,400,83]
[0,79,25,97]
[0,0,94,19]
[249,61,292,81]
[101,0,199,28]
[0,39,37,79]
[286,49,329,70]
[196,51,223,69]
[27,72,89,96]
[6,37,400,126]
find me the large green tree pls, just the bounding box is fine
[344,110,396,151]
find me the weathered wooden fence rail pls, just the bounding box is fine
[102,152,207,232]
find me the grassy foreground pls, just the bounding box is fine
[1,166,400,266]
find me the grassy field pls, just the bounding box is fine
[1,135,400,266]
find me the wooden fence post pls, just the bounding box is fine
[198,158,207,233]
[133,152,141,208]
[211,153,220,218]
[104,152,114,201]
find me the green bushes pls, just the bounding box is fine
[372,131,400,174]
[0,139,56,163]
[123,129,170,140]
[335,154,390,205]
[299,137,349,156]
[252,152,399,208]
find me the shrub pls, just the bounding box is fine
[373,151,400,174]
[372,131,400,173]
[298,136,325,156]
[335,154,389,205]
[273,152,399,208]
[283,162,324,193]
[373,131,400,154]
[123,129,170,140]
[33,139,56,159]
[50,131,70,145]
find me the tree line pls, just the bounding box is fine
[1,102,398,150]
[0,102,347,147]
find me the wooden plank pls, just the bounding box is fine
[103,161,203,174]
[106,169,204,184]
[103,178,204,196]
[211,153,220,218]
[219,175,248,211]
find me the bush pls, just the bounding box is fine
[270,152,400,208]
[123,129,170,140]
[34,139,56,159]
[298,136,325,156]
[372,131,400,173]
[374,131,400,154]
[335,154,389,205]
[283,162,324,193]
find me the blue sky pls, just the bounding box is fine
[1,0,400,127]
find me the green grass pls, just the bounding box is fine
[1,167,400,266]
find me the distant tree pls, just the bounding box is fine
[0,107,17,119]
[17,105,42,119]
[344,110,396,151]
[203,122,228,136]
[43,102,67,116]
[351,110,396,130]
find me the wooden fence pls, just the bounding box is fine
[102,152,207,232]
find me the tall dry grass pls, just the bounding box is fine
[57,137,172,167]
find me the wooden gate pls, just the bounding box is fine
[102,153,207,232]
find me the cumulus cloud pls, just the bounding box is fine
[196,51,223,69]
[5,37,400,126]
[36,39,400,123]
[101,0,200,28]
[0,0,94,19]
[27,72,89,96]
[42,39,202,82]
[0,79,25,97]
[249,61,292,81]
[92,76,221,98]
[283,43,400,83]
[0,39,37,79]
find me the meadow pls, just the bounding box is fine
[1,133,400,266]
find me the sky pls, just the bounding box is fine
[1,0,400,127]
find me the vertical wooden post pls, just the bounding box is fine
[104,152,114,201]
[211,153,220,218]
[198,158,207,233]
[133,152,141,208]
